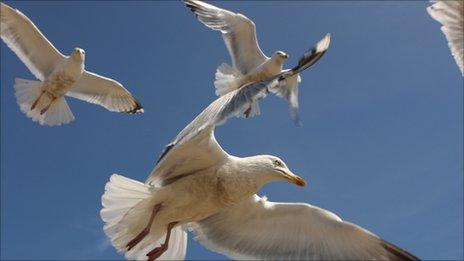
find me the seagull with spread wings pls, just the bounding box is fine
[100,55,418,261]
[0,3,143,126]
[184,0,330,125]
[427,0,464,75]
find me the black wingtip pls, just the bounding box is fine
[124,100,144,114]
[381,240,421,261]
[290,33,331,74]
[183,0,199,13]
[156,143,175,164]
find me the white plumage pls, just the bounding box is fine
[184,0,331,125]
[427,0,464,75]
[1,3,143,126]
[100,60,418,260]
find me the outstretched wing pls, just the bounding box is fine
[184,0,268,74]
[427,0,464,75]
[270,34,331,125]
[192,195,419,260]
[147,77,276,185]
[67,71,143,114]
[0,3,65,81]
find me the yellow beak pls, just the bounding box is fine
[285,171,306,187]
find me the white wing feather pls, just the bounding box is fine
[0,3,65,81]
[427,0,464,75]
[192,195,419,260]
[184,0,268,74]
[67,71,143,113]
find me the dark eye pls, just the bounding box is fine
[274,160,282,167]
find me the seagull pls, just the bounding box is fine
[427,0,464,75]
[100,54,418,260]
[0,3,143,126]
[184,0,331,125]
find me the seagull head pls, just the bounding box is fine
[273,51,289,60]
[71,47,86,61]
[247,155,306,187]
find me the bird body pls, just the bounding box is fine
[42,49,85,97]
[215,51,288,96]
[26,49,84,112]
[144,155,277,225]
[1,3,143,126]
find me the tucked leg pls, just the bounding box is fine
[146,222,178,261]
[30,91,45,110]
[244,106,252,118]
[126,203,162,251]
[40,96,57,115]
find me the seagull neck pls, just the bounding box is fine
[227,156,274,189]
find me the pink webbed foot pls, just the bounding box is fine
[146,244,167,261]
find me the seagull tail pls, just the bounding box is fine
[214,63,244,96]
[100,174,187,261]
[14,78,74,126]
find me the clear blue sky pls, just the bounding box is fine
[1,1,462,260]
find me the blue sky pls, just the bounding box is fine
[1,1,462,260]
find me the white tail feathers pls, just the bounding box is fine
[101,174,187,260]
[214,63,244,96]
[14,78,74,126]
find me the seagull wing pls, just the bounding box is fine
[184,0,268,74]
[0,3,65,81]
[67,71,143,113]
[427,0,464,75]
[147,77,275,185]
[269,34,331,125]
[192,195,419,260]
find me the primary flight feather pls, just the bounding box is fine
[0,3,143,126]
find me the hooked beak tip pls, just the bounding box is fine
[288,173,306,187]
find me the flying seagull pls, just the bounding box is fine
[100,57,418,260]
[0,3,143,126]
[427,0,464,75]
[184,0,331,125]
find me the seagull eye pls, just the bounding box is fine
[274,160,282,167]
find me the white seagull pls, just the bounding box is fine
[427,0,464,75]
[0,3,143,126]
[100,56,418,260]
[184,0,331,125]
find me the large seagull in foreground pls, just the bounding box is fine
[0,3,143,126]
[427,0,464,75]
[184,0,330,125]
[100,51,419,261]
